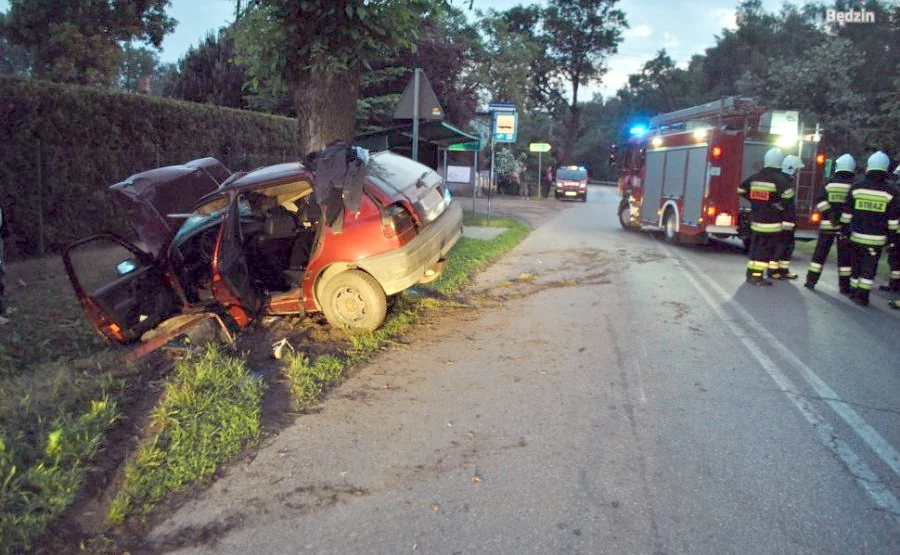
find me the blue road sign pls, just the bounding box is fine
[488,101,517,113]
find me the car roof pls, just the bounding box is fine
[193,162,316,207]
[223,162,314,192]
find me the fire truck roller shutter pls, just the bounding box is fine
[640,150,666,223]
[683,146,710,226]
[663,149,687,199]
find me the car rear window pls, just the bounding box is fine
[557,169,587,181]
[366,152,441,197]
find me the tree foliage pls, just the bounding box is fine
[543,0,626,162]
[475,6,551,113]
[0,0,175,86]
[358,5,480,132]
[162,29,250,109]
[233,0,446,155]
[118,44,158,93]
[581,0,899,164]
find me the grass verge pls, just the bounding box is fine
[0,370,120,554]
[280,215,530,407]
[107,346,264,524]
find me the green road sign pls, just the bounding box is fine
[529,143,551,153]
[448,141,481,152]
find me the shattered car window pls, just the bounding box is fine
[366,153,442,196]
[172,197,252,246]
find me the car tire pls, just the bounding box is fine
[663,209,679,244]
[581,194,587,203]
[320,270,387,331]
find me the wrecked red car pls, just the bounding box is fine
[64,147,463,351]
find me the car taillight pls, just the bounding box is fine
[706,205,717,217]
[381,203,415,239]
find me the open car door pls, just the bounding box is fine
[211,193,262,327]
[63,234,179,343]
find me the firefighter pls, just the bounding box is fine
[804,153,856,292]
[738,148,788,286]
[840,151,900,306]
[770,154,803,279]
[879,163,900,295]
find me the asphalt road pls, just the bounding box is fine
[148,185,900,554]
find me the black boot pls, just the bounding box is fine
[838,277,850,294]
[852,289,870,306]
[805,272,818,289]
[747,275,773,287]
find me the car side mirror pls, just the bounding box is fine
[116,259,138,276]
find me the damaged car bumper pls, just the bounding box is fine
[356,201,463,295]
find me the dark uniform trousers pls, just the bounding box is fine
[807,232,852,291]
[883,243,900,291]
[747,228,780,280]
[849,241,883,296]
[771,224,796,277]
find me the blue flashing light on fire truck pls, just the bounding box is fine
[613,96,827,247]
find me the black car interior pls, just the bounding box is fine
[171,187,321,301]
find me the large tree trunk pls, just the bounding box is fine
[561,80,581,164]
[562,105,581,164]
[293,66,362,157]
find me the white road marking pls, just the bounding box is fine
[687,256,900,478]
[635,335,648,404]
[657,244,900,520]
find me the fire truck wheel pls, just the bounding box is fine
[618,201,635,231]
[663,209,679,244]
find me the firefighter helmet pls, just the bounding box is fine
[781,155,804,176]
[866,151,890,173]
[764,148,784,169]
[834,153,856,174]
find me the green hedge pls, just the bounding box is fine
[0,77,299,258]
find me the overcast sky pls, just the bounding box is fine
[1,0,786,99]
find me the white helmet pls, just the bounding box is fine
[781,155,804,176]
[866,151,890,173]
[764,148,785,169]
[834,153,856,173]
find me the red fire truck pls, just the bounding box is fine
[616,96,827,246]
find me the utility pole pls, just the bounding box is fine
[411,69,420,162]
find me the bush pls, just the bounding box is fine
[0,76,299,258]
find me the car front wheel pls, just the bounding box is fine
[320,270,387,331]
